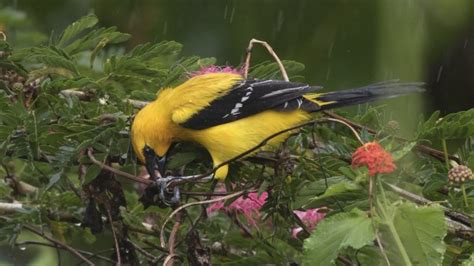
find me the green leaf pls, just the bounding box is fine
[461,252,474,266]
[46,172,62,190]
[294,176,347,208]
[167,152,198,169]
[378,202,447,266]
[392,142,417,161]
[417,108,474,141]
[58,14,99,46]
[64,27,130,55]
[83,164,102,184]
[302,209,374,265]
[30,54,78,74]
[248,60,305,81]
[304,181,364,208]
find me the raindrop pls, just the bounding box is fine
[326,67,331,81]
[229,7,235,24]
[163,21,168,36]
[224,5,228,19]
[464,38,469,49]
[328,42,334,58]
[436,65,443,83]
[276,10,284,33]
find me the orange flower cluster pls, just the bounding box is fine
[352,142,396,176]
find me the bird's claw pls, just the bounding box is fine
[140,176,181,208]
[157,177,181,206]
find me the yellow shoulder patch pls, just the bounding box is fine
[170,73,243,125]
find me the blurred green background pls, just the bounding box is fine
[1,0,473,114]
[0,1,472,263]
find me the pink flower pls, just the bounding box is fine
[352,142,396,176]
[207,190,268,227]
[292,208,326,238]
[190,65,242,77]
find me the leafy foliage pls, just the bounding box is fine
[302,209,374,265]
[378,202,447,265]
[417,109,474,141]
[0,14,473,265]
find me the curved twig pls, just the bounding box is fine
[15,241,115,264]
[243,39,289,81]
[2,218,96,266]
[160,190,252,248]
[167,117,362,187]
[87,148,152,185]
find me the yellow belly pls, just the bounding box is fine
[180,110,311,179]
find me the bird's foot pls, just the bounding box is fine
[139,176,182,208]
[139,174,215,208]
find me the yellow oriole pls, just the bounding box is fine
[131,71,422,188]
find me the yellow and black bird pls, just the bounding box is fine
[131,69,422,205]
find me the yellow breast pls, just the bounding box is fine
[180,109,311,179]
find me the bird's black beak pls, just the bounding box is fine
[144,146,167,179]
[156,155,167,177]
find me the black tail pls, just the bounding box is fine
[307,80,424,110]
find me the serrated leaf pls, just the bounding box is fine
[58,14,99,46]
[378,202,447,266]
[302,209,374,265]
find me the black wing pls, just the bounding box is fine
[180,79,322,130]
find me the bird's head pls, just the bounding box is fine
[131,102,174,179]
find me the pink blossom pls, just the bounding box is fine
[292,208,326,238]
[207,191,268,227]
[189,65,242,77]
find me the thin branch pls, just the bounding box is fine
[126,224,160,237]
[0,202,23,211]
[371,178,391,266]
[160,190,252,248]
[167,117,362,187]
[18,222,95,266]
[105,206,121,265]
[323,111,461,163]
[4,176,38,195]
[88,117,360,190]
[15,241,115,264]
[384,182,473,242]
[243,39,289,81]
[87,148,152,185]
[164,211,184,266]
[129,240,160,263]
[60,89,148,108]
[163,254,180,266]
[326,118,363,145]
[226,211,254,238]
[337,256,355,266]
[143,239,169,253]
